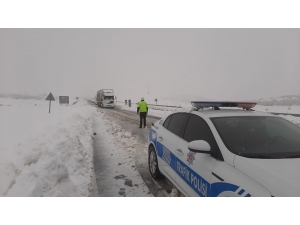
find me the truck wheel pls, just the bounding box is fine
[148,145,162,179]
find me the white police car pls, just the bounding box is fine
[148,101,300,197]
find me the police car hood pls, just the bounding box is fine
[234,156,300,196]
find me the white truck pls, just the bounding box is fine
[96,89,115,108]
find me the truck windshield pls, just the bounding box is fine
[211,116,300,159]
[104,96,114,100]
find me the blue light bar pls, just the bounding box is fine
[191,101,257,109]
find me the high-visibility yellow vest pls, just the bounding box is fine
[138,101,148,112]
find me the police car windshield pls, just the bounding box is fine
[211,116,300,159]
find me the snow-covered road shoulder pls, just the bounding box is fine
[92,110,153,197]
[0,98,96,196]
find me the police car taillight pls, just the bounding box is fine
[191,101,257,110]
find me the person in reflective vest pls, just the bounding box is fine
[137,97,148,128]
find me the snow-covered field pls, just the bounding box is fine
[1,96,300,197]
[0,97,95,196]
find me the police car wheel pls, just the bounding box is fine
[148,146,162,179]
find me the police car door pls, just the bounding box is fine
[175,114,218,197]
[157,113,189,183]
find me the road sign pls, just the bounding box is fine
[59,96,69,104]
[45,92,55,113]
[46,92,55,101]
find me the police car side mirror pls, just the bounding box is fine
[188,140,211,154]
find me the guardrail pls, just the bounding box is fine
[116,101,182,108]
[147,103,182,108]
[269,112,300,117]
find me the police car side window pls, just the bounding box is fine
[167,113,188,137]
[163,115,172,129]
[183,114,219,150]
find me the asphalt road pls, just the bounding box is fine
[88,101,177,197]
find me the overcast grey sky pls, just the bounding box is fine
[1,29,300,102]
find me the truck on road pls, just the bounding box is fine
[96,89,115,108]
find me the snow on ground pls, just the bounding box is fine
[0,97,95,196]
[94,112,153,196]
[0,96,153,197]
[2,95,300,197]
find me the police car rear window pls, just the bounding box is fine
[167,113,189,137]
[163,115,172,129]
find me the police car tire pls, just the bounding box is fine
[148,146,162,179]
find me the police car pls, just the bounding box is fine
[148,101,300,197]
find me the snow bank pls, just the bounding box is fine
[0,98,95,196]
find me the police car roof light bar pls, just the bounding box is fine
[191,101,257,110]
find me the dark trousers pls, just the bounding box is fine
[140,112,147,127]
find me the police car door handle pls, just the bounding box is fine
[158,136,163,141]
[176,148,184,155]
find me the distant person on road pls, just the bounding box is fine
[137,97,148,128]
[128,99,131,107]
[125,100,127,105]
